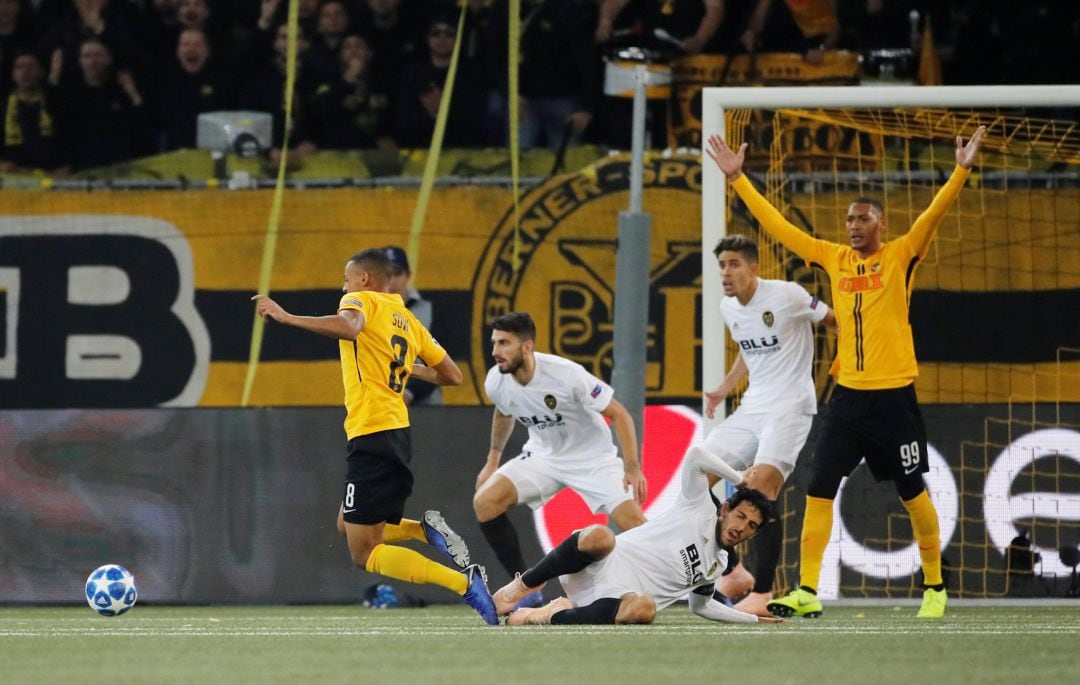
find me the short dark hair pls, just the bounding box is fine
[12,49,45,70]
[491,311,536,342]
[348,247,394,282]
[725,487,773,524]
[80,35,111,53]
[712,234,759,263]
[850,197,884,215]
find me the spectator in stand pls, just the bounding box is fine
[297,0,321,36]
[395,14,485,148]
[153,27,229,150]
[56,36,153,170]
[595,0,726,55]
[383,246,440,406]
[594,0,726,148]
[138,0,180,58]
[308,33,396,150]
[0,50,68,174]
[0,0,36,99]
[41,0,140,87]
[171,0,229,57]
[741,0,840,65]
[307,0,353,85]
[470,0,599,150]
[356,0,425,95]
[237,17,317,167]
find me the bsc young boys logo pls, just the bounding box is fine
[469,154,705,403]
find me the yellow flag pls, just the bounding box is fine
[918,17,942,86]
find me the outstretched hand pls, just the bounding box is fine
[956,125,987,169]
[705,135,748,180]
[251,294,290,324]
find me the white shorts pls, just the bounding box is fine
[497,452,633,515]
[559,553,632,606]
[701,406,813,482]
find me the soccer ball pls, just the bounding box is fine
[85,564,138,616]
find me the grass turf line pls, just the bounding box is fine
[2,605,1077,685]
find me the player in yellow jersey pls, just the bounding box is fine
[707,125,986,619]
[253,248,499,624]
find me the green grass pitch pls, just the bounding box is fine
[3,604,1077,684]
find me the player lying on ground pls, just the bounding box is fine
[494,445,784,625]
[703,234,836,616]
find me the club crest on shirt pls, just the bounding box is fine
[870,262,881,273]
[762,311,775,327]
[544,394,557,410]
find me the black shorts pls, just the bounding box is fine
[809,384,928,492]
[342,428,414,525]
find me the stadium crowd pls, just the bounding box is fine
[0,0,1075,174]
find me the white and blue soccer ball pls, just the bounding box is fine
[85,564,138,616]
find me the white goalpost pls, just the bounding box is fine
[700,85,1080,428]
[698,84,1080,600]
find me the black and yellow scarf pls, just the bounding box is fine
[4,91,54,146]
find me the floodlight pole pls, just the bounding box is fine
[611,65,652,452]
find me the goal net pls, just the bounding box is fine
[701,86,1080,598]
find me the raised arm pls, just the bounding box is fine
[595,0,631,42]
[903,126,986,259]
[706,135,824,263]
[252,295,364,340]
[681,445,745,502]
[681,0,725,55]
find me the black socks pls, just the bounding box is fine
[749,500,782,594]
[521,531,597,588]
[550,597,621,625]
[479,514,527,578]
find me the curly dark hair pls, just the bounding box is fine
[725,487,773,524]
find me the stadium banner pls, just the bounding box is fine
[1,404,1076,605]
[1,154,1076,408]
[669,51,861,148]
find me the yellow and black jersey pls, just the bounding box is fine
[731,165,971,390]
[783,0,838,39]
[337,290,448,439]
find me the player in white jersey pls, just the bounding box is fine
[494,446,783,625]
[704,235,835,616]
[475,312,647,609]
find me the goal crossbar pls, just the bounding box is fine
[700,85,1080,426]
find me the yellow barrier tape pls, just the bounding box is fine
[241,0,299,406]
[508,0,521,274]
[406,4,469,284]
